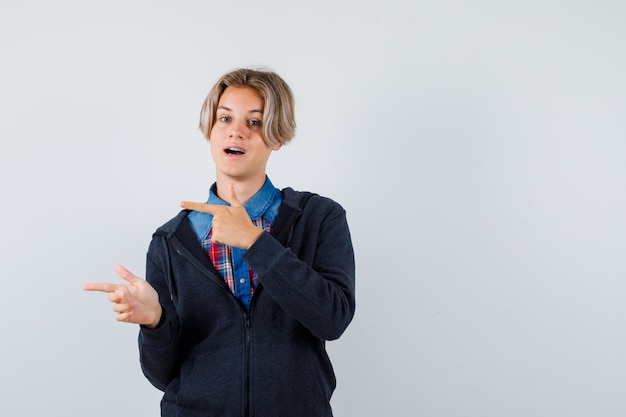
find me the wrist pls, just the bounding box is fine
[245,228,264,250]
[145,304,163,329]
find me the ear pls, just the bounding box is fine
[272,143,283,151]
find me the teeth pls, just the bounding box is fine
[226,147,245,154]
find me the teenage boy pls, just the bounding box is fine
[84,68,356,417]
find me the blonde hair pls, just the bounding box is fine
[199,68,296,148]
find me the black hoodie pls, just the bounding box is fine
[138,188,356,417]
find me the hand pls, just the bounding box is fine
[83,265,162,328]
[180,183,263,249]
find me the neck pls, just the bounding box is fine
[215,175,266,204]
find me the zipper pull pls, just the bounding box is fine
[243,313,251,328]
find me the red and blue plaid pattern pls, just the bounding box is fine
[204,217,272,296]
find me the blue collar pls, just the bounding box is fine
[187,176,282,242]
[208,177,279,220]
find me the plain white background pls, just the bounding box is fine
[1,1,625,416]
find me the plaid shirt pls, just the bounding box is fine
[203,217,272,309]
[189,177,283,310]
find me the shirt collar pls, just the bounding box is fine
[208,176,279,221]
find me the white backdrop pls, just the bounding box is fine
[1,1,625,416]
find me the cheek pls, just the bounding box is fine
[207,134,220,155]
[208,124,219,140]
[208,125,225,146]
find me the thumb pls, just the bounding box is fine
[116,265,141,284]
[227,183,243,208]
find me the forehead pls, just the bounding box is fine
[218,86,264,109]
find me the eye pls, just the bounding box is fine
[249,119,262,127]
[219,116,231,123]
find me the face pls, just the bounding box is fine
[209,86,281,185]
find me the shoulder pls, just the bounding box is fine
[281,187,346,216]
[152,210,191,238]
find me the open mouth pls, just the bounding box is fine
[225,147,245,155]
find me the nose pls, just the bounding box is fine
[228,120,246,139]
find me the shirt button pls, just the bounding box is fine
[239,278,246,284]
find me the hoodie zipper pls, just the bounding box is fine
[172,243,231,293]
[243,310,251,417]
[241,287,261,417]
[172,239,260,416]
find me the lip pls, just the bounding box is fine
[223,146,246,158]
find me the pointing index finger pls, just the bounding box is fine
[181,201,217,214]
[83,282,120,293]
[227,183,243,208]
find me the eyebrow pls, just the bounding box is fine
[217,105,263,114]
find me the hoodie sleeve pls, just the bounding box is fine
[137,237,182,391]
[244,197,356,341]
